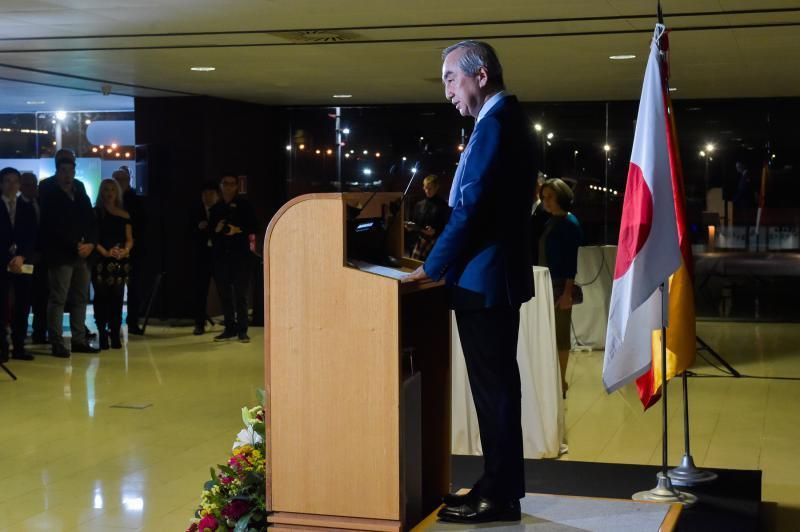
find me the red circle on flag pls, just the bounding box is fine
[615,162,654,279]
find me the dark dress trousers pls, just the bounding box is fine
[423,94,536,502]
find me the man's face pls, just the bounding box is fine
[220,177,238,199]
[442,48,487,119]
[20,175,38,199]
[113,171,131,191]
[423,181,439,198]
[2,172,20,199]
[56,163,75,186]
[202,189,219,207]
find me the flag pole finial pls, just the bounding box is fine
[657,0,664,24]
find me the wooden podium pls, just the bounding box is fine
[264,193,451,531]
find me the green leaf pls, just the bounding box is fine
[256,388,265,406]
[234,511,254,532]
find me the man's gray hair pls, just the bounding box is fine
[442,40,505,89]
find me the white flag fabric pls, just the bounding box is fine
[603,25,682,393]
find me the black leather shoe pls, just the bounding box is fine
[31,334,48,344]
[71,343,100,354]
[214,330,237,342]
[443,489,478,507]
[51,344,71,358]
[128,324,145,335]
[193,325,205,336]
[437,497,520,524]
[12,350,35,361]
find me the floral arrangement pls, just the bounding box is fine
[187,391,267,532]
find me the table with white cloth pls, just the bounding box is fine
[451,266,565,459]
[571,245,617,350]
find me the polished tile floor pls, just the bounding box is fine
[0,324,263,531]
[1,321,797,530]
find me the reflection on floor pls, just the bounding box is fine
[1,321,798,531]
[0,324,263,531]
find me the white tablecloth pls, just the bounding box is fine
[451,266,564,459]
[571,246,617,350]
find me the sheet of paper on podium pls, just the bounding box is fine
[349,259,407,280]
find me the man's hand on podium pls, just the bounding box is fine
[401,265,430,284]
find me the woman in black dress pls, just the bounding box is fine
[93,179,133,349]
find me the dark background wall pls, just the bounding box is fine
[134,96,287,321]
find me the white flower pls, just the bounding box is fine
[232,426,263,451]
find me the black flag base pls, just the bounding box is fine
[669,454,719,486]
[633,472,698,506]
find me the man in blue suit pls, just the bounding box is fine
[403,40,535,523]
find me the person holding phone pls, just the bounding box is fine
[209,174,257,343]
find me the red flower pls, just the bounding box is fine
[186,524,199,532]
[198,514,218,531]
[222,499,251,520]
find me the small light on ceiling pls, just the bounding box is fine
[342,128,351,135]
[26,100,45,105]
[55,110,67,120]
[546,132,554,140]
[326,149,333,155]
[669,87,678,92]
[332,94,352,98]
[533,123,543,132]
[85,119,92,125]
[363,168,372,176]
[609,54,636,60]
[285,145,291,151]
[190,66,216,72]
[603,144,611,152]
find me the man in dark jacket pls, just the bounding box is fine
[192,181,219,335]
[209,175,257,343]
[0,167,38,362]
[39,154,99,356]
[403,40,535,524]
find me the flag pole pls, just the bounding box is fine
[667,371,718,485]
[632,284,697,506]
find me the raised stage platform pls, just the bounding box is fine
[451,456,761,532]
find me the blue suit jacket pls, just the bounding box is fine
[424,95,536,309]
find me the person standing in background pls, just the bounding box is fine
[209,175,257,343]
[39,154,99,357]
[92,179,133,350]
[538,178,583,398]
[192,181,219,335]
[19,171,47,345]
[406,174,450,261]
[0,167,38,362]
[113,167,146,335]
